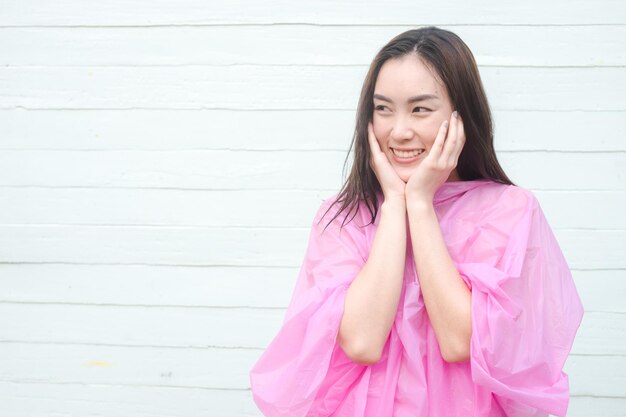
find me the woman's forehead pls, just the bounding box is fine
[375,56,446,99]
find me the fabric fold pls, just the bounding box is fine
[250,197,369,416]
[455,194,584,417]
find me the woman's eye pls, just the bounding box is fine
[374,104,428,113]
[374,105,428,113]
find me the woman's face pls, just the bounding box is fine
[372,54,458,183]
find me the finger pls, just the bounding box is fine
[431,119,449,159]
[367,122,380,171]
[367,122,381,154]
[443,111,458,163]
[453,115,465,164]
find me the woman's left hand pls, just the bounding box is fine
[405,111,466,203]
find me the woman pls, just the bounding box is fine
[249,26,584,417]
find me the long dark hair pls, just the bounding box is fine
[318,26,516,234]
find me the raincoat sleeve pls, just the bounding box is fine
[249,196,370,417]
[453,188,584,417]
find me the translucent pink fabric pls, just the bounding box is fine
[249,179,584,417]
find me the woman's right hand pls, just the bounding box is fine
[367,121,407,203]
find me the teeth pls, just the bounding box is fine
[392,148,424,158]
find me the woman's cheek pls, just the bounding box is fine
[375,133,388,152]
[430,122,445,143]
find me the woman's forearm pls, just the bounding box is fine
[406,199,471,363]
[338,198,407,365]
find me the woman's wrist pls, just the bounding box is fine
[382,196,406,212]
[406,194,434,212]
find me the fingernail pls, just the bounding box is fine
[453,111,458,118]
[443,120,449,128]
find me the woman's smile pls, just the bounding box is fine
[390,147,425,164]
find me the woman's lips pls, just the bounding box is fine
[390,148,425,164]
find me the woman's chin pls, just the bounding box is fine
[392,167,412,183]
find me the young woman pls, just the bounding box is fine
[249,26,584,417]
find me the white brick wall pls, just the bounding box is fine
[0,1,624,416]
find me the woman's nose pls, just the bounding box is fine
[390,117,414,140]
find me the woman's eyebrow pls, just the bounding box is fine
[373,93,439,103]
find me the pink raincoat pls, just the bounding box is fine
[249,179,584,417]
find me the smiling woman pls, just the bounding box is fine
[249,26,584,417]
